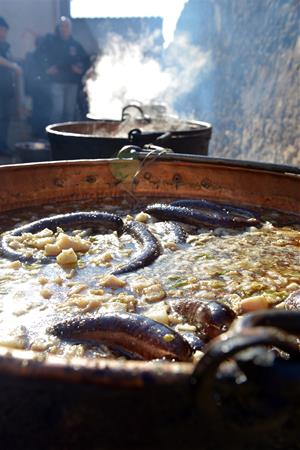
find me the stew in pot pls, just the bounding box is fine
[0,198,299,362]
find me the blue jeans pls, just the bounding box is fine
[50,82,78,124]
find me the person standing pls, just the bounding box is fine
[23,36,52,138]
[38,16,89,124]
[0,17,22,156]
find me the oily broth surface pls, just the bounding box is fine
[0,198,299,360]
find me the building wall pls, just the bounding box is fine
[0,0,60,60]
[175,0,300,166]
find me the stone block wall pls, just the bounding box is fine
[175,0,299,165]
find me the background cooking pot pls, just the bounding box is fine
[46,105,212,160]
[0,155,299,450]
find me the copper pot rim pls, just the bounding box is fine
[45,118,213,140]
[0,344,193,387]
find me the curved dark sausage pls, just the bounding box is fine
[49,312,193,361]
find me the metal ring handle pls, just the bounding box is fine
[121,104,151,123]
[193,326,300,381]
[191,326,300,433]
[233,310,300,335]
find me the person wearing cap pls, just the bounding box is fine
[0,17,22,156]
[37,16,90,124]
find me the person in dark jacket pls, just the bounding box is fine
[38,16,89,124]
[23,36,52,138]
[0,17,22,155]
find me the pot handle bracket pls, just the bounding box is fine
[191,310,300,434]
[116,144,173,160]
[115,144,300,175]
[121,104,151,123]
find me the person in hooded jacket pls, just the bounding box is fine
[23,36,52,138]
[0,17,22,156]
[38,16,90,124]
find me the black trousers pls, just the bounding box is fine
[0,95,11,152]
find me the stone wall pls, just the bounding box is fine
[175,0,299,166]
[0,0,58,59]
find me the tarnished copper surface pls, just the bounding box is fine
[0,159,299,213]
[0,345,192,387]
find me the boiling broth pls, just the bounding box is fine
[0,199,299,361]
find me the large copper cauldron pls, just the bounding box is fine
[0,154,300,450]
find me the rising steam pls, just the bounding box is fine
[85,32,210,119]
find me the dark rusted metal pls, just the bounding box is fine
[192,310,300,442]
[233,309,300,334]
